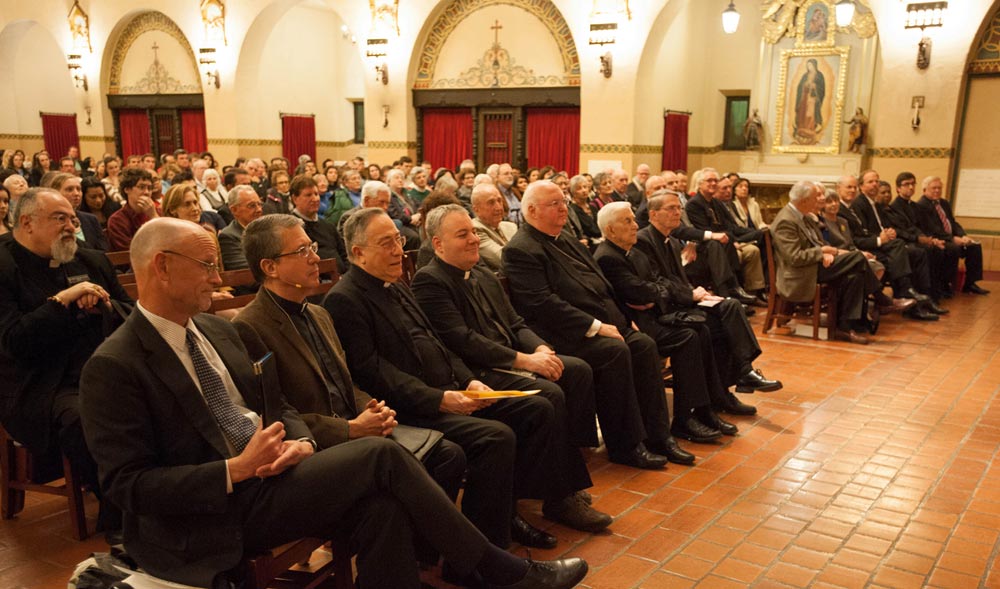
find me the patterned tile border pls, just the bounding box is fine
[367,140,418,150]
[868,147,954,158]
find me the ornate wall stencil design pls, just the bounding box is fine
[109,12,202,95]
[761,0,875,45]
[431,40,569,88]
[118,42,201,94]
[969,6,1000,74]
[414,0,579,89]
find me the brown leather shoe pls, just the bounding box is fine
[833,329,869,345]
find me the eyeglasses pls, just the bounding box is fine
[274,241,319,259]
[162,250,220,275]
[361,234,406,252]
[43,212,80,228]
[537,199,568,209]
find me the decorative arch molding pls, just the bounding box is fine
[969,3,1000,74]
[107,11,201,95]
[413,0,579,89]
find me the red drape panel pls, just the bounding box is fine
[525,108,580,176]
[118,110,151,159]
[180,110,207,153]
[483,115,513,167]
[662,112,690,172]
[422,109,473,171]
[281,115,316,166]
[40,113,80,159]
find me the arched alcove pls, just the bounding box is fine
[232,0,365,161]
[0,20,76,144]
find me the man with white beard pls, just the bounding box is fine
[0,188,133,540]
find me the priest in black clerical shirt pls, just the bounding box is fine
[288,174,349,274]
[325,207,594,551]
[411,204,612,534]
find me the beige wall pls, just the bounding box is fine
[0,0,997,195]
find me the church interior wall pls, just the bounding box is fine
[0,0,997,227]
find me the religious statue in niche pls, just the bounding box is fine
[845,107,868,153]
[793,58,826,144]
[743,109,764,150]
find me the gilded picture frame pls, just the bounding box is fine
[795,0,836,48]
[772,45,850,154]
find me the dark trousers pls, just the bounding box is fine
[904,243,932,293]
[687,239,740,294]
[240,437,490,589]
[556,330,669,452]
[819,251,868,327]
[635,317,722,418]
[946,241,984,285]
[481,368,593,498]
[926,244,959,299]
[704,298,762,384]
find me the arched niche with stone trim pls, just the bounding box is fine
[107,11,202,96]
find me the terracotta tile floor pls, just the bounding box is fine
[2,280,999,588]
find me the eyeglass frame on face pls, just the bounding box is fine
[360,234,406,252]
[162,250,221,275]
[273,241,319,259]
[39,211,81,229]
[536,198,568,209]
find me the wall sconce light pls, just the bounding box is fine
[382,105,390,128]
[722,1,740,34]
[905,2,946,69]
[67,1,92,53]
[599,52,613,78]
[911,96,924,129]
[84,106,92,126]
[200,0,228,47]
[834,0,855,27]
[340,24,357,44]
[199,48,221,89]
[367,38,389,85]
[66,54,88,91]
[589,22,618,45]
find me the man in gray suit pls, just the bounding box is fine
[218,185,262,270]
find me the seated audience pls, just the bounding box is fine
[80,216,587,589]
[1,188,130,538]
[771,181,875,344]
[406,166,432,206]
[914,176,989,296]
[45,172,108,251]
[106,167,157,251]
[326,169,362,226]
[567,174,602,250]
[325,208,576,552]
[385,168,421,249]
[471,183,519,272]
[199,168,227,213]
[502,181,692,467]
[412,204,611,533]
[79,177,121,228]
[218,185,263,271]
[289,174,349,274]
[731,177,767,230]
[4,173,30,218]
[0,185,9,236]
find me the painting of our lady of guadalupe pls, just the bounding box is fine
[793,58,826,144]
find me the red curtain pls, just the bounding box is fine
[662,112,690,172]
[180,110,207,153]
[484,114,513,167]
[282,115,316,166]
[526,107,580,176]
[118,109,151,159]
[422,108,472,171]
[40,113,79,160]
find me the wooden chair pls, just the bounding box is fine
[242,536,353,589]
[105,250,132,270]
[761,230,837,340]
[399,249,419,286]
[0,425,89,540]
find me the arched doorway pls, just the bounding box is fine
[104,11,205,161]
[412,0,581,173]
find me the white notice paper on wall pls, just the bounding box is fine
[955,169,1000,219]
[587,160,622,175]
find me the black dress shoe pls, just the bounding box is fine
[486,557,588,589]
[924,300,949,314]
[964,283,990,295]
[752,292,770,307]
[743,304,756,317]
[511,515,557,549]
[906,288,931,303]
[646,437,696,465]
[735,369,783,393]
[671,416,723,443]
[904,307,939,321]
[718,391,757,415]
[608,442,668,470]
[698,409,738,436]
[731,288,758,306]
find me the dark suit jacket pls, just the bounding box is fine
[634,225,697,309]
[78,211,108,251]
[594,241,681,318]
[411,257,547,371]
[625,182,644,208]
[886,197,925,244]
[849,195,888,237]
[687,193,761,243]
[295,213,349,274]
[0,240,130,454]
[218,220,248,270]
[838,202,879,251]
[915,196,966,240]
[502,224,630,349]
[233,288,372,449]
[80,310,309,586]
[324,268,476,418]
